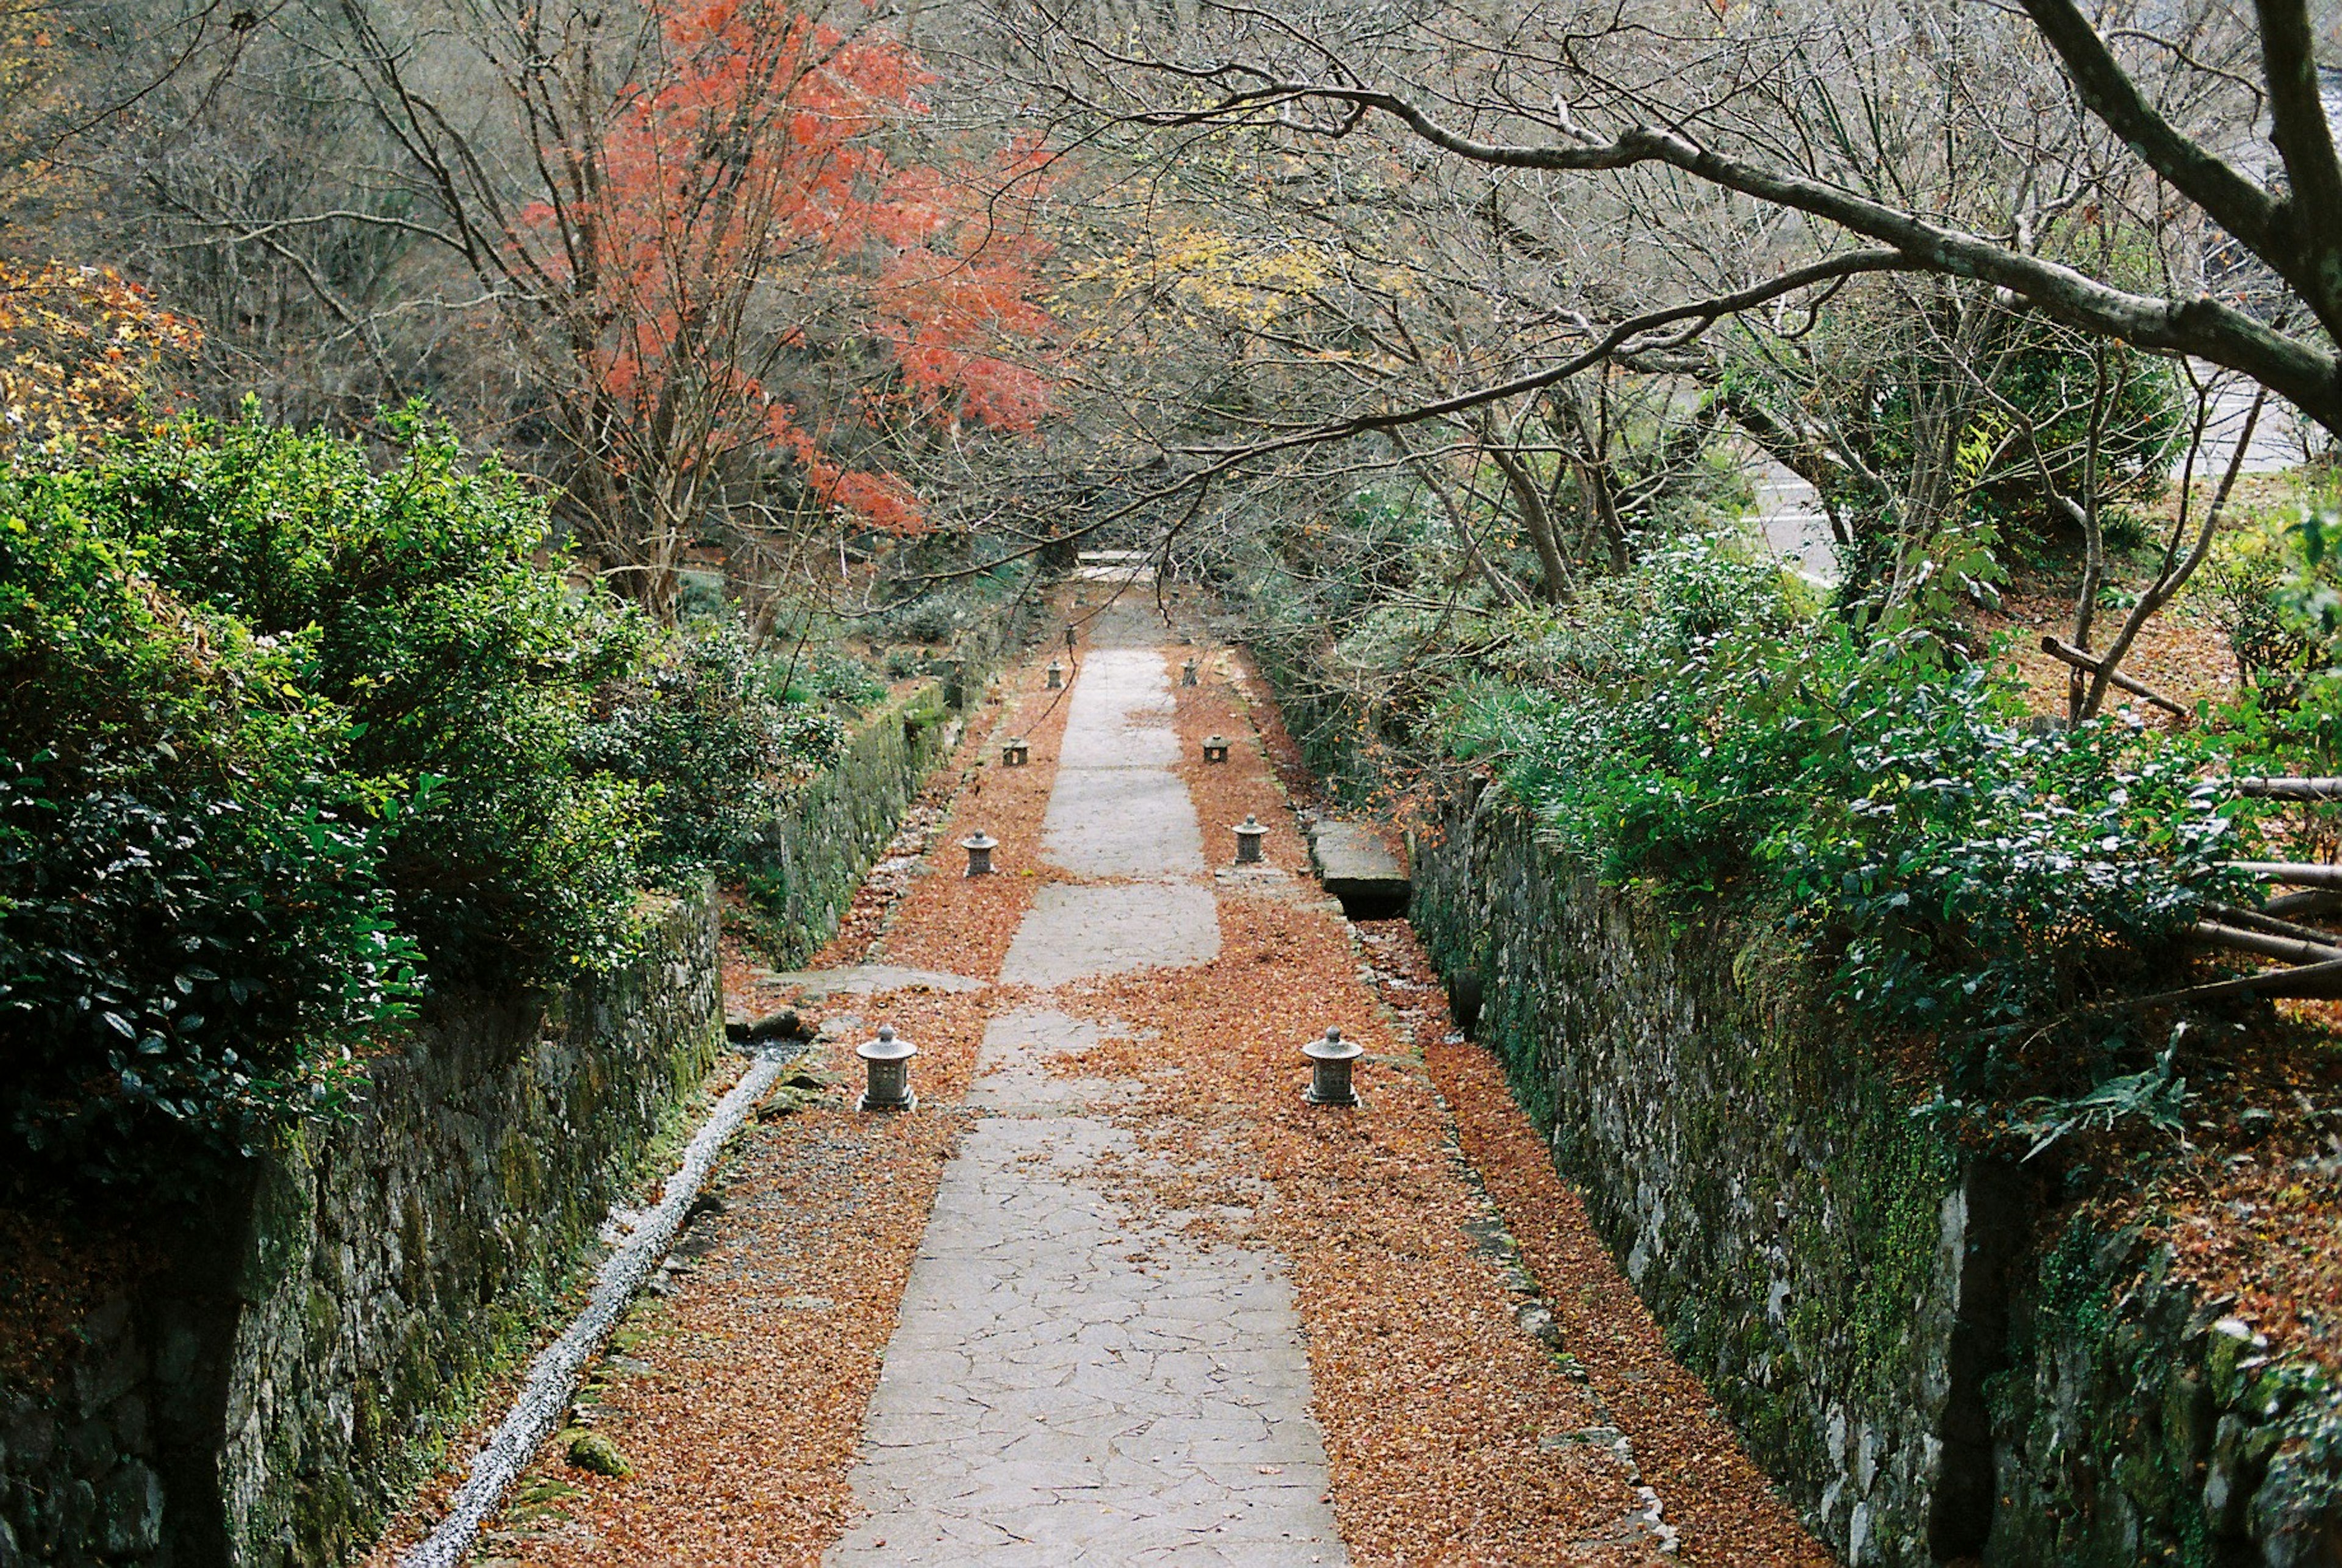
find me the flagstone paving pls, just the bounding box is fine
[829,623,1342,1566]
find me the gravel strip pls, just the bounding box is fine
[399,1040,803,1568]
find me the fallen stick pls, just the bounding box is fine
[2230,776,2342,801]
[2036,635,2191,718]
[2190,919,2342,966]
[2265,888,2342,920]
[2107,955,2342,1011]
[2226,861,2342,890]
[2202,902,2342,950]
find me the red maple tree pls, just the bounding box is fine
[484,0,1053,615]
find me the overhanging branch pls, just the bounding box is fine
[1112,68,2342,431]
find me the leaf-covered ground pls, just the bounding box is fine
[407,595,1829,1564]
[1976,529,2342,1388]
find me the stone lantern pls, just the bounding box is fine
[1232,815,1267,864]
[1302,1026,1363,1108]
[1201,735,1231,763]
[1181,657,1199,687]
[1045,659,1064,690]
[961,830,998,876]
[1001,736,1030,767]
[857,1024,917,1112]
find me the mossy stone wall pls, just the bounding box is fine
[1248,643,1384,807]
[1986,1223,2341,1567]
[1409,774,1985,1561]
[0,890,722,1568]
[215,889,723,1567]
[743,679,957,964]
[745,600,1031,967]
[1406,771,2338,1567]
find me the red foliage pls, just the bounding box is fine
[519,0,1053,536]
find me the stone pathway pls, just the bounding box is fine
[431,601,1822,1568]
[828,640,1344,1566]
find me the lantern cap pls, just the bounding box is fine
[1302,1025,1362,1063]
[858,1023,917,1063]
[1233,814,1267,834]
[961,830,998,850]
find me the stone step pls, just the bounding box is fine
[1306,820,1411,918]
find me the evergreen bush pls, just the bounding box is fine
[0,415,654,1180]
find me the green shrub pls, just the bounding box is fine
[0,414,654,1180]
[71,413,651,984]
[1970,339,2183,534]
[808,652,887,712]
[576,620,845,876]
[2194,498,2342,707]
[1452,534,2249,1098]
[2197,521,2308,699]
[0,476,421,1176]
[1718,309,2185,570]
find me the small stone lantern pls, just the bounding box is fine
[1181,657,1199,687]
[1045,659,1064,690]
[1001,736,1030,767]
[857,1024,917,1112]
[1302,1026,1363,1108]
[1201,734,1231,763]
[1233,815,1267,864]
[961,830,998,876]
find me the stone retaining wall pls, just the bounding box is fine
[1985,1223,2341,1566]
[1407,771,2340,1567]
[743,609,1031,965]
[0,1289,178,1568]
[743,680,958,964]
[220,890,724,1566]
[0,892,723,1568]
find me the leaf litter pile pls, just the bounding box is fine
[439,614,1825,1566]
[860,659,1079,979]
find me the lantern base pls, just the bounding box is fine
[858,1089,919,1114]
[1302,1081,1361,1109]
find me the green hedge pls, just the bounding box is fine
[0,416,651,1181]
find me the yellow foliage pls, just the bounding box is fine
[0,1,74,213]
[0,263,201,449]
[1068,224,1356,334]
